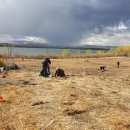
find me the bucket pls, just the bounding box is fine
[84,70,88,75]
[49,75,52,78]
[13,88,17,92]
[7,67,10,71]
[0,96,3,100]
[0,67,4,72]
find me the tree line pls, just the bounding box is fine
[1,45,130,58]
[62,46,130,57]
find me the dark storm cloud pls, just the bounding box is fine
[0,0,130,45]
[71,0,130,30]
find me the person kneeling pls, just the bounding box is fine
[55,68,65,77]
[98,66,106,72]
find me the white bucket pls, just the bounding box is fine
[49,75,52,78]
[84,70,88,75]
[0,67,4,73]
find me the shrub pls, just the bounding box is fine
[62,49,70,57]
[0,58,5,67]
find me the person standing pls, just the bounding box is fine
[40,58,51,77]
[117,62,120,68]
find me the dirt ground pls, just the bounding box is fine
[0,57,130,130]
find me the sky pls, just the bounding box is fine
[0,0,130,46]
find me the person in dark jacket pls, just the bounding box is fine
[98,66,106,72]
[100,66,106,71]
[40,58,51,77]
[117,62,120,68]
[55,68,65,77]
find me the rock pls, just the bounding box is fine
[23,81,29,85]
[6,63,19,70]
[63,109,86,116]
[32,101,44,106]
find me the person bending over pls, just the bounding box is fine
[40,58,51,77]
[98,66,106,72]
[55,68,65,77]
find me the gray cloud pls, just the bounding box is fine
[0,0,130,46]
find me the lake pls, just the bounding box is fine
[0,47,106,56]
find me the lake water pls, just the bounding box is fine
[0,47,106,56]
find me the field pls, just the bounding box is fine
[0,57,130,130]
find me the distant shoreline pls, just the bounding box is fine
[0,43,109,50]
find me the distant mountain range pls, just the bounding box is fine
[0,40,114,50]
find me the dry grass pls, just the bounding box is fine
[0,57,130,130]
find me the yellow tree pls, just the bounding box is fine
[62,49,70,57]
[115,46,124,55]
[86,49,92,55]
[97,50,104,56]
[124,46,130,56]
